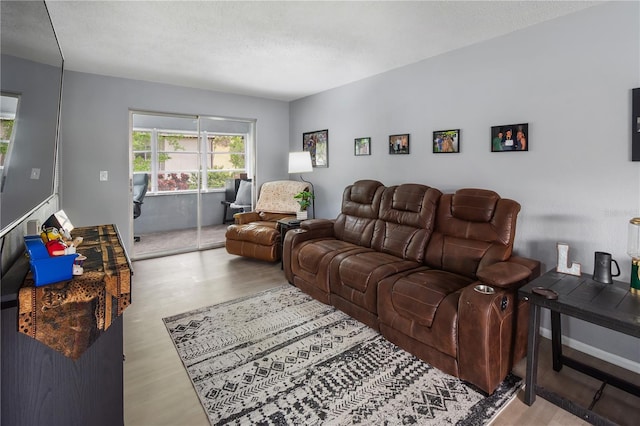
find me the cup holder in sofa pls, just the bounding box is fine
[473,284,496,295]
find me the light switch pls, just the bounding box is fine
[30,168,40,179]
[100,171,108,181]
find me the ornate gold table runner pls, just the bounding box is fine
[18,224,131,360]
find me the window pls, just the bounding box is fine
[204,133,246,190]
[132,116,248,193]
[0,94,19,174]
[0,117,15,171]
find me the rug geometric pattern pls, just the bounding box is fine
[163,285,521,425]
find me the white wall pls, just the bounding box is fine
[290,2,640,367]
[59,72,290,253]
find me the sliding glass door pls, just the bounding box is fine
[130,111,255,259]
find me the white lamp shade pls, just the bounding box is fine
[288,151,313,174]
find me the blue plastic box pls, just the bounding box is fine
[24,235,77,286]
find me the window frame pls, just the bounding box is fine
[131,126,248,195]
[200,131,247,192]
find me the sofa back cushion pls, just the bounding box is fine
[254,180,310,214]
[425,188,521,278]
[371,184,441,262]
[334,180,385,247]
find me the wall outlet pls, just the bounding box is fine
[100,170,108,181]
[30,168,40,180]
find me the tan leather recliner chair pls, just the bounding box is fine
[225,180,310,262]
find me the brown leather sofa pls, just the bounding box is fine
[283,180,540,394]
[226,180,310,262]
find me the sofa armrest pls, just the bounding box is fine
[508,255,541,280]
[301,218,335,231]
[282,222,337,284]
[457,284,529,394]
[233,211,261,224]
[283,229,309,283]
[476,261,533,290]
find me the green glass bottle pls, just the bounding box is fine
[628,218,640,294]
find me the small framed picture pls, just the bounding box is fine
[389,134,410,154]
[491,123,528,152]
[433,129,460,153]
[354,137,371,156]
[303,129,328,167]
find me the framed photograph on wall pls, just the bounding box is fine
[491,123,528,152]
[389,134,410,154]
[303,129,328,167]
[354,137,371,156]
[433,129,460,153]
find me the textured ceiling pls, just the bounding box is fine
[42,1,600,101]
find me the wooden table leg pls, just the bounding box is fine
[524,303,541,405]
[551,310,563,371]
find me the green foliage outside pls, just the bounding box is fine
[132,131,181,172]
[132,131,152,172]
[1,119,15,155]
[207,167,235,189]
[228,136,245,169]
[207,135,246,189]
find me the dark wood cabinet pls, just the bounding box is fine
[1,309,123,426]
[1,224,129,425]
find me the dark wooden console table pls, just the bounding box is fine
[519,270,640,425]
[1,224,131,426]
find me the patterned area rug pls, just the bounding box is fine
[163,285,521,425]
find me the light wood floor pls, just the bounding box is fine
[124,248,639,425]
[132,224,228,260]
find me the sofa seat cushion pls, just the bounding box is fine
[378,268,473,357]
[295,239,371,274]
[330,251,421,314]
[225,222,279,246]
[292,238,373,293]
[388,269,473,327]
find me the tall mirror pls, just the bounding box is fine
[0,1,64,234]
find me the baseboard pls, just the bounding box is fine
[539,327,640,374]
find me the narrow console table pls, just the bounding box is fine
[519,270,640,425]
[1,224,131,426]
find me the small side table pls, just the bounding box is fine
[519,270,640,424]
[277,218,301,268]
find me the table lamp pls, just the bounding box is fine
[288,151,312,175]
[288,151,314,218]
[627,217,640,294]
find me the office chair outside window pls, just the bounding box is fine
[221,178,252,223]
[133,173,149,242]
